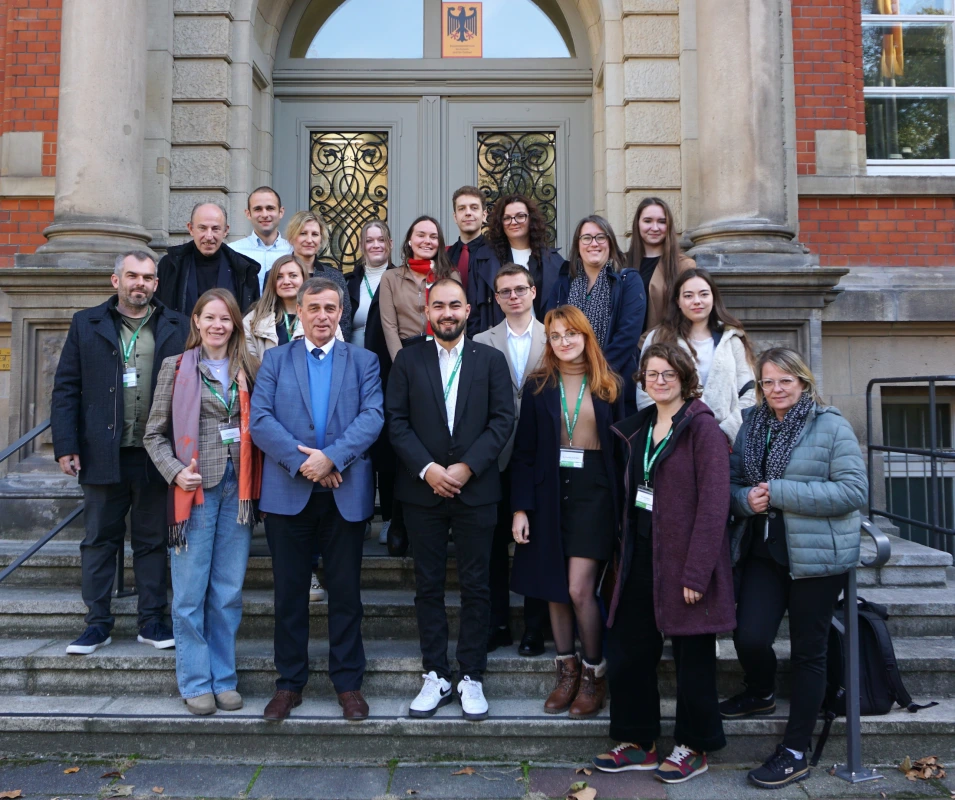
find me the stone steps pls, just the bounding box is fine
[0,635,950,700]
[1,694,953,765]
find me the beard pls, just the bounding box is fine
[432,317,466,342]
[120,287,150,308]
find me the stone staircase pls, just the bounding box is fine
[0,521,952,765]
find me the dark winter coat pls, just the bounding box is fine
[607,399,736,636]
[450,237,502,338]
[509,381,624,603]
[50,296,188,485]
[156,240,261,314]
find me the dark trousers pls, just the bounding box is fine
[489,467,547,632]
[607,538,726,753]
[266,492,366,694]
[405,498,496,682]
[734,556,845,752]
[80,447,168,631]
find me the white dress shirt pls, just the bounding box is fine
[230,233,293,290]
[303,336,336,359]
[505,318,533,386]
[419,336,464,480]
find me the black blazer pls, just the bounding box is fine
[156,240,261,314]
[386,337,514,507]
[50,297,188,485]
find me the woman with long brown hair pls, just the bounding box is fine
[626,197,695,343]
[638,268,756,444]
[144,288,262,716]
[242,253,307,358]
[510,305,623,719]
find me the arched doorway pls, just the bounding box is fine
[271,0,594,269]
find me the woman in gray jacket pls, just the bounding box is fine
[720,348,866,790]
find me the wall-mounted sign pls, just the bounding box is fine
[0,349,9,371]
[442,3,482,58]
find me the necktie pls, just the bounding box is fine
[456,242,469,290]
[310,348,325,361]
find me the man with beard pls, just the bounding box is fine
[386,279,513,721]
[51,251,188,655]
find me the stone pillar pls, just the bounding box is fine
[688,0,806,263]
[25,0,151,265]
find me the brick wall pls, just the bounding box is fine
[0,0,60,267]
[792,0,865,176]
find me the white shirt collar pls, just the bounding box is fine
[435,335,464,358]
[250,232,288,250]
[304,336,335,357]
[505,318,533,339]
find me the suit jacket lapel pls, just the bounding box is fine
[492,324,520,392]
[292,340,315,425]
[325,343,347,422]
[425,342,449,427]
[93,305,119,349]
[522,320,547,393]
[452,340,474,433]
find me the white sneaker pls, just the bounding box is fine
[409,671,453,718]
[457,676,489,721]
[309,574,325,602]
[378,520,391,545]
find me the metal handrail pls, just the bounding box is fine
[0,419,50,464]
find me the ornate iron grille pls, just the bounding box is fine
[477,131,558,246]
[309,131,389,271]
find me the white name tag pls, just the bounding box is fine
[635,486,654,511]
[122,368,138,388]
[219,426,241,445]
[559,447,585,469]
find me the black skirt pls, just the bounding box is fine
[560,449,615,561]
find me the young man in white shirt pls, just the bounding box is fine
[230,186,292,290]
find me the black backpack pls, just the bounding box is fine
[811,596,937,766]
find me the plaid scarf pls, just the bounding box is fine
[743,393,815,486]
[168,347,262,550]
[567,261,613,347]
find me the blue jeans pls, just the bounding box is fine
[169,460,251,698]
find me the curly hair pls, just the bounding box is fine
[487,194,549,266]
[637,342,702,401]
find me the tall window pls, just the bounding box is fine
[863,0,955,169]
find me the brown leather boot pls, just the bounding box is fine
[544,654,580,714]
[569,658,607,719]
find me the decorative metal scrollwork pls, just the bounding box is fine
[477,131,558,245]
[309,131,389,271]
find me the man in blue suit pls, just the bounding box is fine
[250,276,384,722]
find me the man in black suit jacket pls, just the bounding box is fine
[387,279,513,721]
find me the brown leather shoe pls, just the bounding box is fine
[569,658,607,719]
[338,690,370,721]
[544,654,580,714]
[263,689,302,721]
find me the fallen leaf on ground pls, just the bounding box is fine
[451,767,476,776]
[64,767,80,774]
[0,791,22,799]
[152,788,164,794]
[880,792,887,799]
[567,788,597,800]
[106,785,134,798]
[405,791,418,796]
[575,767,593,776]
[101,771,125,779]
[569,782,587,791]
[900,755,945,781]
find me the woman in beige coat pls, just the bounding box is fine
[242,254,306,358]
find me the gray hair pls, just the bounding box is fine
[113,250,157,276]
[190,201,228,226]
[297,276,343,308]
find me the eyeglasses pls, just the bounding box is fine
[548,331,581,345]
[645,370,679,383]
[502,213,529,225]
[495,286,530,299]
[758,377,799,390]
[579,233,609,245]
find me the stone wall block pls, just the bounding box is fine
[626,145,681,188]
[174,0,232,12]
[623,0,678,11]
[170,146,230,189]
[172,103,230,144]
[626,189,684,234]
[625,101,680,144]
[624,59,680,100]
[173,59,230,101]
[169,190,229,233]
[173,16,232,58]
[623,15,679,57]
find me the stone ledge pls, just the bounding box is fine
[799,174,955,196]
[0,176,54,198]
[823,267,955,324]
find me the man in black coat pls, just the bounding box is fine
[51,251,188,656]
[387,278,513,721]
[156,202,261,314]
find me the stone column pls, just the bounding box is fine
[27,0,151,264]
[688,0,806,263]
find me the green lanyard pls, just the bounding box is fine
[202,375,237,418]
[643,423,673,484]
[283,311,296,339]
[558,374,587,446]
[120,307,153,366]
[362,274,375,300]
[443,351,464,401]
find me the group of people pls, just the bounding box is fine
[50,186,867,790]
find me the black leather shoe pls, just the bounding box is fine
[518,629,545,657]
[486,626,513,653]
[387,523,409,557]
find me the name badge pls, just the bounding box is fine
[635,486,654,511]
[219,426,241,445]
[559,447,585,469]
[122,368,138,388]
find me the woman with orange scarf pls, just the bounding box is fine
[144,288,262,716]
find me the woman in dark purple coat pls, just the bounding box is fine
[592,342,735,785]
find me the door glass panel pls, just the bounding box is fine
[477,131,558,245]
[306,0,424,58]
[309,131,389,270]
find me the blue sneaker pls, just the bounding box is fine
[137,620,175,649]
[65,624,111,655]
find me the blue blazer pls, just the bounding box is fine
[250,338,384,521]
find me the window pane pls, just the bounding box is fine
[307,0,423,58]
[866,95,954,158]
[480,0,571,58]
[863,0,952,13]
[863,22,954,87]
[309,132,389,270]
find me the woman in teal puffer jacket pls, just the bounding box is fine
[719,347,866,791]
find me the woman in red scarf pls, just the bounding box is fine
[144,288,262,716]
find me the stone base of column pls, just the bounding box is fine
[16,220,155,269]
[688,220,813,266]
